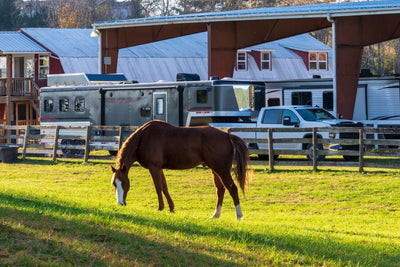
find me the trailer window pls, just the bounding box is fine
[196,90,208,103]
[44,99,53,112]
[75,97,85,112]
[141,107,151,117]
[156,98,165,115]
[267,98,280,107]
[59,98,69,112]
[292,92,312,106]
[323,91,333,111]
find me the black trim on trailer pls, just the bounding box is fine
[99,88,106,126]
[177,85,185,126]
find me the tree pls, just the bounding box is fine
[0,0,19,30]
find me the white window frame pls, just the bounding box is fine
[39,55,49,79]
[236,51,248,71]
[309,52,328,71]
[261,51,271,70]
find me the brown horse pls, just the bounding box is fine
[110,120,252,220]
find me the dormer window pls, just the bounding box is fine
[309,52,327,70]
[236,51,247,71]
[261,51,271,70]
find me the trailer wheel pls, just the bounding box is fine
[306,143,325,161]
[75,139,85,156]
[61,139,74,156]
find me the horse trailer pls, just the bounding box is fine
[39,73,265,154]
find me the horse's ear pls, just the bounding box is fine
[110,165,116,173]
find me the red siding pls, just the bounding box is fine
[290,49,309,70]
[50,55,64,75]
[249,50,261,70]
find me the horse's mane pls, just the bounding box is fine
[116,122,149,170]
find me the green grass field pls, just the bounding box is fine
[1,158,399,266]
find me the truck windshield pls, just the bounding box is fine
[297,108,335,121]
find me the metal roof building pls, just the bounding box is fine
[21,28,98,74]
[18,28,332,82]
[0,32,48,54]
[92,0,400,119]
[118,32,332,82]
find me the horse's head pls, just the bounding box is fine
[110,164,130,205]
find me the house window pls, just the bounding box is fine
[261,51,271,70]
[237,51,247,71]
[0,57,6,78]
[39,55,49,79]
[309,52,327,70]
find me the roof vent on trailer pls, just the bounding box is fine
[176,73,200,81]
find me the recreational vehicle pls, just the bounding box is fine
[264,76,400,125]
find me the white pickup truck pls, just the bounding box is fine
[211,106,363,161]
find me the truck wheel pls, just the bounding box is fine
[343,155,359,161]
[306,143,325,161]
[257,154,279,160]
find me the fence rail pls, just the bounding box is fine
[0,125,399,172]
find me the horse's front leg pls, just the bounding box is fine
[148,167,164,211]
[160,170,175,212]
[211,170,225,219]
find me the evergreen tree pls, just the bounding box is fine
[0,0,19,30]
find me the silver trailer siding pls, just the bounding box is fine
[40,80,265,127]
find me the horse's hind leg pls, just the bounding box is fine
[160,170,175,212]
[211,170,225,219]
[214,168,243,220]
[148,167,165,211]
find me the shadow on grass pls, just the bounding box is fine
[0,193,246,266]
[1,192,399,266]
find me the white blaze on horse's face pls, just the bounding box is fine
[111,172,126,206]
[115,178,125,205]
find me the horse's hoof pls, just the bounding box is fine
[169,209,175,213]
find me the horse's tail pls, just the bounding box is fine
[229,133,253,194]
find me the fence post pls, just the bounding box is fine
[22,125,30,160]
[83,126,91,163]
[52,126,60,162]
[268,128,274,171]
[359,128,364,173]
[312,128,318,172]
[118,126,124,151]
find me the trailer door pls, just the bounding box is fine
[153,92,167,122]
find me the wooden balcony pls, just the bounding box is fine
[0,77,38,99]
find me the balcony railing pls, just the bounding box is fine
[0,78,37,97]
